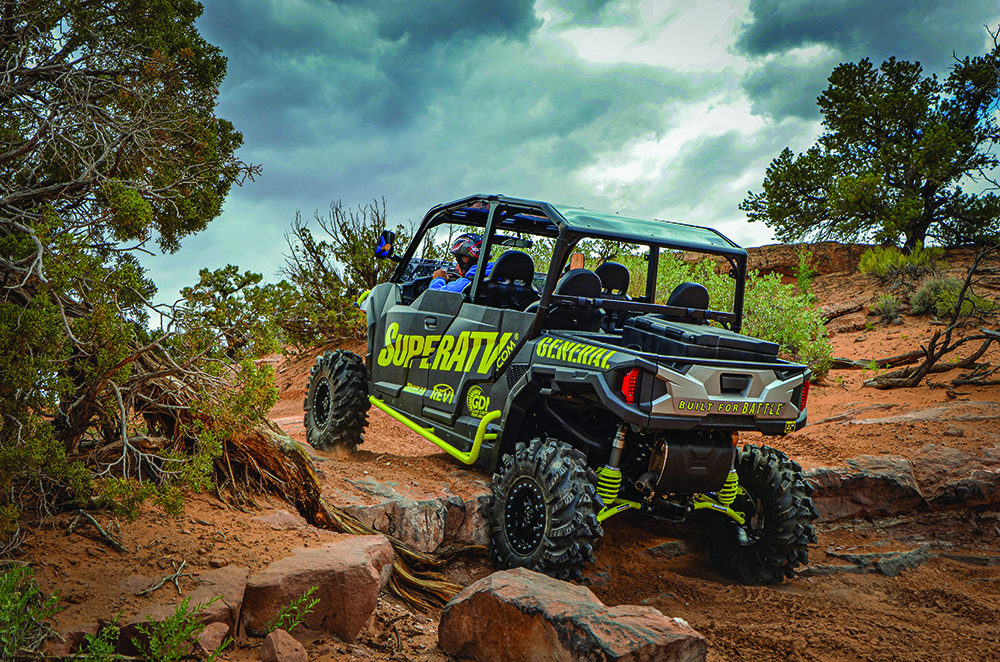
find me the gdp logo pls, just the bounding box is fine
[430,383,454,405]
[466,385,490,418]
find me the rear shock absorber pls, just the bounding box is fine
[595,466,621,506]
[595,425,627,506]
[717,468,739,506]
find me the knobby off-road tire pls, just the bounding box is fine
[702,444,818,585]
[491,438,604,580]
[304,350,370,452]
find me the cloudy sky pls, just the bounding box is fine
[143,0,1000,305]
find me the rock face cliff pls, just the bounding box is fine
[747,242,871,277]
[681,241,871,277]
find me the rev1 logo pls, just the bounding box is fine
[430,383,454,405]
[466,385,490,418]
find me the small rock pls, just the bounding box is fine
[944,428,965,437]
[261,629,307,662]
[46,624,99,656]
[644,540,694,560]
[254,510,308,531]
[210,557,229,568]
[197,622,230,656]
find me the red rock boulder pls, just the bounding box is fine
[240,535,393,642]
[439,568,706,662]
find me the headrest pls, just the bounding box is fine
[666,282,709,310]
[595,262,630,295]
[554,268,602,298]
[487,250,535,285]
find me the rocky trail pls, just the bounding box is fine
[19,244,1000,662]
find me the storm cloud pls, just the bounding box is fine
[141,0,1000,309]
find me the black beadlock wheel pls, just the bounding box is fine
[490,438,603,580]
[303,350,370,452]
[701,444,819,585]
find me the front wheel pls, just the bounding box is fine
[701,444,818,585]
[303,350,370,452]
[490,438,603,581]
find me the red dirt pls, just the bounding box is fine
[19,254,1000,662]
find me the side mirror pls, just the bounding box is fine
[375,230,396,260]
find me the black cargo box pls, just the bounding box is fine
[621,315,780,363]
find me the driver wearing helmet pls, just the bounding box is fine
[429,232,493,292]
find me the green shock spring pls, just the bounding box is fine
[717,469,739,506]
[595,465,622,506]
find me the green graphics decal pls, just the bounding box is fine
[430,384,455,405]
[377,323,518,374]
[535,337,615,369]
[466,385,490,418]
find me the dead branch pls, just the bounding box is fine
[66,510,125,553]
[864,335,994,388]
[830,349,926,369]
[822,302,864,323]
[139,559,192,596]
[864,246,1000,389]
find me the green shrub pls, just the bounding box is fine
[81,622,122,662]
[873,294,903,324]
[741,272,833,379]
[0,566,61,658]
[910,277,996,319]
[267,586,320,633]
[858,242,945,281]
[795,245,817,297]
[135,596,230,662]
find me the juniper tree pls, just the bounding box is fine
[741,31,1000,251]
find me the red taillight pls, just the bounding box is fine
[621,367,640,404]
[800,380,810,410]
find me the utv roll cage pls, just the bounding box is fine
[389,193,749,334]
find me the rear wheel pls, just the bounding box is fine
[303,350,369,452]
[490,438,603,580]
[701,444,818,585]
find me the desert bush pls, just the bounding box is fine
[742,272,833,379]
[0,566,61,658]
[872,294,903,324]
[858,243,945,282]
[795,245,818,298]
[910,276,996,319]
[176,265,289,361]
[278,200,404,347]
[136,596,230,662]
[81,622,122,662]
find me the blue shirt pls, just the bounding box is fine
[429,262,493,292]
